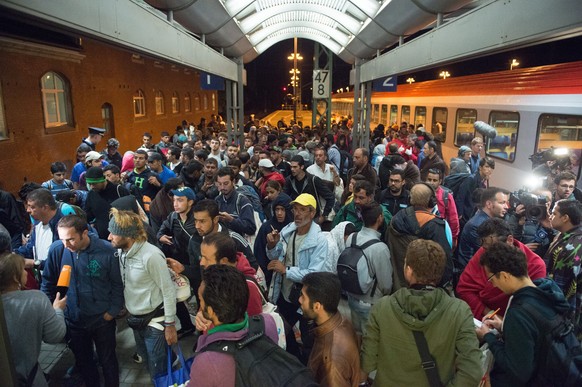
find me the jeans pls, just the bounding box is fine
[133,326,167,379]
[67,319,119,387]
[348,295,372,336]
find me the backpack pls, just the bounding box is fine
[339,149,353,179]
[517,301,582,386]
[442,173,472,197]
[199,315,319,387]
[236,185,265,221]
[336,232,382,295]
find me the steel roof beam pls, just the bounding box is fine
[359,0,582,83]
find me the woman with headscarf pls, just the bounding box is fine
[254,193,293,288]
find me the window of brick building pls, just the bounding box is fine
[0,83,7,140]
[133,90,146,117]
[184,93,191,112]
[172,92,179,114]
[155,90,165,115]
[41,71,74,131]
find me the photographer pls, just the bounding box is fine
[506,189,555,257]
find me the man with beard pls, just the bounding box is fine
[333,180,392,233]
[208,138,226,167]
[107,209,177,380]
[157,187,197,338]
[125,149,162,210]
[42,215,123,387]
[270,146,291,177]
[215,167,257,237]
[167,200,258,305]
[195,158,219,200]
[266,193,328,361]
[348,148,378,189]
[378,169,410,216]
[457,187,510,276]
[284,155,335,223]
[179,160,203,190]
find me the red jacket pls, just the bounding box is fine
[259,171,286,198]
[456,239,546,318]
[235,252,263,316]
[435,186,460,244]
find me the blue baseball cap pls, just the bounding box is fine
[171,187,195,200]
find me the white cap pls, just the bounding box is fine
[258,159,274,168]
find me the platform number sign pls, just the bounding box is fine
[313,70,330,98]
[372,76,397,92]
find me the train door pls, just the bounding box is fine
[401,106,410,124]
[101,103,115,138]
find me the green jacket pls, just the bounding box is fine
[361,287,482,386]
[332,201,393,232]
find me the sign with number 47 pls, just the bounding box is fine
[313,70,330,99]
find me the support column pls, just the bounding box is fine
[236,57,244,145]
[352,59,371,151]
[226,79,233,141]
[312,43,332,133]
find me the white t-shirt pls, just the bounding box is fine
[34,223,53,262]
[306,163,334,182]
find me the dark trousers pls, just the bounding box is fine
[277,297,314,365]
[67,319,119,387]
[176,301,195,330]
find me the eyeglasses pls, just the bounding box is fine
[487,272,497,282]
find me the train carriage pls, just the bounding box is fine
[332,61,582,191]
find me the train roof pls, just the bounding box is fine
[335,61,582,99]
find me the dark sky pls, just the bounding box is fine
[245,35,582,116]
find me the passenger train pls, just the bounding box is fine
[331,61,582,191]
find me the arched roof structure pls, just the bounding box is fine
[144,0,478,64]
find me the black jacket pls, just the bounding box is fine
[157,208,196,265]
[378,189,410,217]
[85,182,129,239]
[284,172,335,217]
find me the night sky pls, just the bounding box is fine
[245,35,582,117]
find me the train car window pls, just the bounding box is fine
[172,92,180,114]
[381,105,388,126]
[184,93,191,112]
[0,83,7,140]
[194,94,201,111]
[41,71,74,131]
[402,106,410,124]
[537,114,582,179]
[414,106,426,128]
[372,104,380,123]
[133,90,146,118]
[432,107,448,135]
[155,91,165,115]
[390,105,398,125]
[455,109,477,147]
[487,111,519,162]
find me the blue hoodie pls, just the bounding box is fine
[41,233,124,329]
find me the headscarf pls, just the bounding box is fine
[270,193,293,230]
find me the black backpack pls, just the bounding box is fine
[339,149,353,180]
[517,301,582,386]
[199,315,318,387]
[336,233,382,295]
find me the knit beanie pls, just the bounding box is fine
[108,215,140,238]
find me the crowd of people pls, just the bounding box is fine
[0,114,581,387]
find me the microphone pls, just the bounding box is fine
[474,121,497,139]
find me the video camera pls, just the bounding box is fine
[509,189,549,221]
[529,147,571,171]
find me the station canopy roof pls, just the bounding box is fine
[144,0,481,64]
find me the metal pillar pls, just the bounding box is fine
[351,59,371,151]
[312,43,332,132]
[225,58,244,146]
[236,57,244,145]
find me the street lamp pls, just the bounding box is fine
[407,77,415,84]
[439,71,450,79]
[288,37,303,122]
[510,59,520,70]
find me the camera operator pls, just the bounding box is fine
[506,189,555,258]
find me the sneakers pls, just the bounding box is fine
[177,327,195,340]
[132,352,143,364]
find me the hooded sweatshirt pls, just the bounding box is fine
[485,278,571,386]
[361,286,482,386]
[322,221,353,273]
[457,240,547,318]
